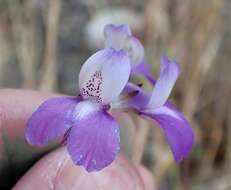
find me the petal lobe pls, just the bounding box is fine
[142,103,194,162]
[26,97,79,146]
[148,55,180,109]
[67,110,120,172]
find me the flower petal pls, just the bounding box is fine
[67,109,120,172]
[26,97,79,146]
[79,48,131,104]
[101,51,131,104]
[104,24,145,68]
[131,61,156,85]
[104,24,131,50]
[123,83,150,110]
[142,102,194,162]
[148,55,180,109]
[126,36,144,67]
[79,50,107,102]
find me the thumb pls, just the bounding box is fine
[13,147,154,190]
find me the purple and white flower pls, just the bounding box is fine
[26,23,194,172]
[26,48,131,172]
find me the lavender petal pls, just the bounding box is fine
[142,103,194,162]
[104,24,145,68]
[131,61,156,85]
[67,110,120,172]
[104,24,132,50]
[26,97,79,146]
[148,55,180,109]
[123,83,150,110]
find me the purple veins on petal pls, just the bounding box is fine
[26,97,79,146]
[67,110,120,172]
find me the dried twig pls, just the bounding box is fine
[39,0,61,91]
[8,0,36,88]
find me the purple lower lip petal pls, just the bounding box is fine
[141,102,194,162]
[67,110,120,172]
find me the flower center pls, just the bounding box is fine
[72,101,100,120]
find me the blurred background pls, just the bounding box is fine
[0,0,231,189]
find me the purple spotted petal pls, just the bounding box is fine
[79,48,130,104]
[26,97,79,146]
[141,103,194,162]
[104,24,131,50]
[148,55,180,109]
[78,49,107,100]
[131,61,156,85]
[67,109,120,172]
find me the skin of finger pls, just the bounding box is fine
[136,165,157,190]
[13,147,155,190]
[0,89,60,140]
[0,89,61,187]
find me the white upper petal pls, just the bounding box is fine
[147,55,180,109]
[101,50,131,103]
[79,48,131,104]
